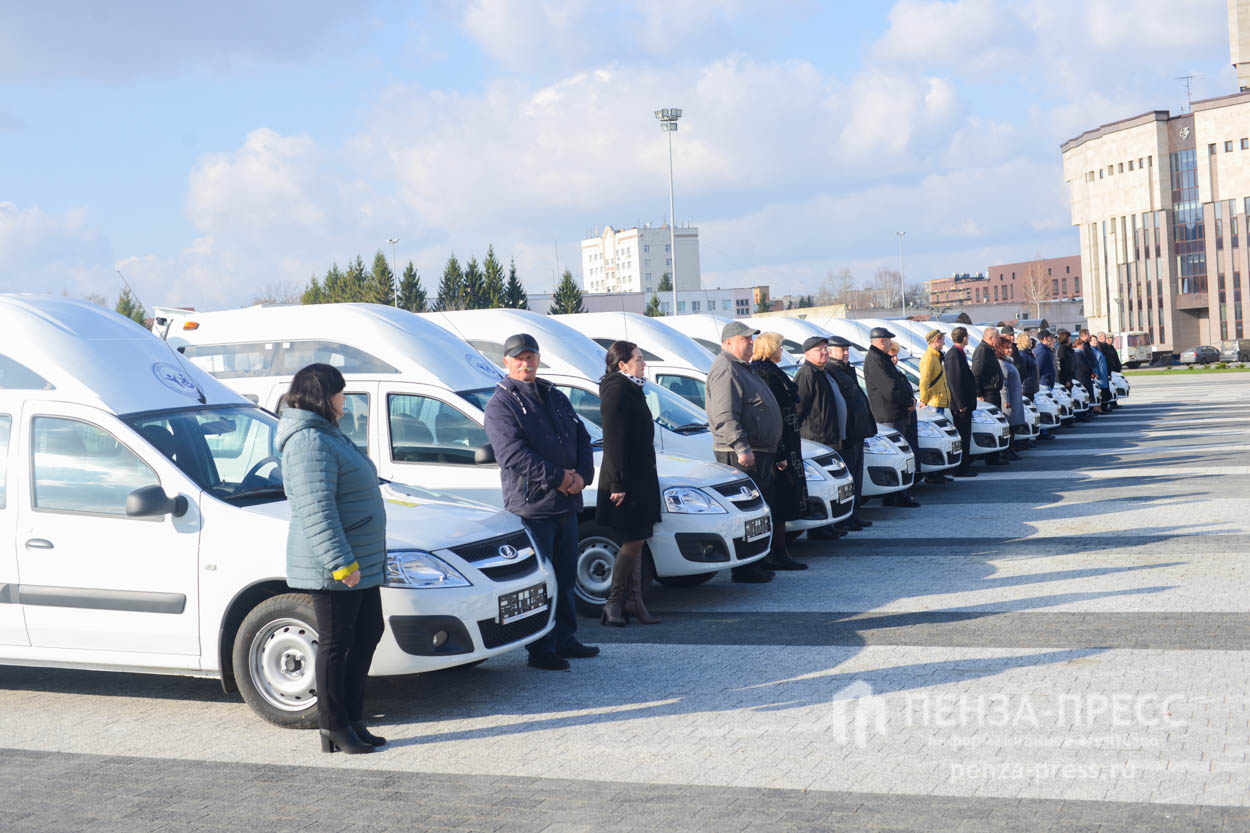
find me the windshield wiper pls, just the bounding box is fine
[226,486,287,502]
[670,422,710,434]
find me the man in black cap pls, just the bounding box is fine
[825,335,877,530]
[484,333,598,670]
[944,326,980,475]
[705,320,784,581]
[863,326,920,507]
[794,335,846,539]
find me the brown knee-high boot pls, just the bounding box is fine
[600,550,630,626]
[623,548,660,624]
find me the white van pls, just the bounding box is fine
[1,296,556,728]
[426,308,856,539]
[575,307,910,495]
[157,304,774,613]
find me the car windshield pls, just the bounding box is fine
[457,387,603,445]
[122,405,285,504]
[462,383,704,436]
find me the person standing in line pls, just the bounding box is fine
[749,332,809,570]
[794,335,847,540]
[1016,331,1052,442]
[596,340,662,626]
[1073,330,1098,415]
[278,363,387,755]
[972,326,1004,408]
[863,326,921,508]
[1087,330,1111,411]
[999,336,1026,460]
[918,329,953,484]
[1034,329,1057,392]
[484,333,598,670]
[705,320,783,583]
[827,335,878,529]
[1055,329,1075,394]
[1096,332,1123,411]
[944,327,983,474]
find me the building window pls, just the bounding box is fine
[677,301,685,313]
[1210,143,1218,155]
[643,245,649,252]
[1062,278,1068,294]
[691,300,700,312]
[666,258,671,266]
[1139,157,1144,167]
[1243,139,1249,150]
[1052,278,1059,294]
[1227,141,1235,152]
[665,244,671,252]
[1170,148,1207,294]
[1011,272,1015,279]
[1108,165,1114,175]
[1099,169,1104,179]
[1129,160,1135,171]
[645,273,652,281]
[1118,163,1124,173]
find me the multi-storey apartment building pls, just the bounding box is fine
[581,224,701,295]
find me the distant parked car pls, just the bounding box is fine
[1179,345,1220,364]
[1218,339,1250,363]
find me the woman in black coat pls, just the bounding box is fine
[597,341,662,626]
[749,332,808,571]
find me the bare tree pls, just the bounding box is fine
[869,267,902,308]
[250,281,304,306]
[1020,255,1050,319]
[815,267,856,306]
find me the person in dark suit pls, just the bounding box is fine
[749,332,808,570]
[863,326,920,508]
[597,340,662,626]
[1055,329,1075,392]
[1034,329,1057,391]
[971,326,1004,407]
[794,334,847,540]
[943,327,981,476]
[827,335,877,531]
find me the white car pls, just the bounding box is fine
[2,296,557,729]
[157,303,775,614]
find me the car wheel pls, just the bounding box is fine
[574,523,620,616]
[232,593,321,729]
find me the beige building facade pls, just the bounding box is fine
[1061,91,1250,353]
[580,224,701,295]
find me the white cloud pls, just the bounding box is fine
[0,202,114,298]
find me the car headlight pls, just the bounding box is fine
[663,487,727,514]
[971,409,994,423]
[915,420,942,438]
[864,436,893,454]
[385,550,472,588]
[803,460,827,481]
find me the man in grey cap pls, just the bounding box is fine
[863,326,920,507]
[484,333,598,670]
[705,320,783,583]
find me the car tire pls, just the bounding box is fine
[574,523,621,617]
[232,593,321,729]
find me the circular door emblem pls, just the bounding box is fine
[498,544,520,560]
[467,352,502,379]
[152,362,201,398]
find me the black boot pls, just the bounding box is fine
[351,721,387,747]
[320,726,375,754]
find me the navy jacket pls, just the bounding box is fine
[1033,342,1056,388]
[484,376,594,519]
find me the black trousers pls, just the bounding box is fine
[716,450,778,569]
[523,513,579,655]
[952,407,973,472]
[310,586,384,732]
[887,415,919,496]
[840,439,865,520]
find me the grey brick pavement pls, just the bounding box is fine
[2,748,1247,833]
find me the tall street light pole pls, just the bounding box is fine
[656,108,682,316]
[896,231,907,317]
[387,238,399,307]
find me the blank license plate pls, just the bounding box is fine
[744,515,772,542]
[838,483,854,502]
[904,458,915,474]
[951,440,962,453]
[499,583,548,625]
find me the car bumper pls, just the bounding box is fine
[649,504,774,577]
[862,451,912,496]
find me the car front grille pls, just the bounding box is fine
[712,479,765,512]
[449,530,539,582]
[451,531,533,562]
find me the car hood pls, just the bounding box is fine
[240,482,523,552]
[654,452,747,486]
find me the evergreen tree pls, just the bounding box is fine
[365,250,396,306]
[503,258,529,309]
[481,245,505,309]
[656,272,673,293]
[397,261,427,312]
[344,255,368,302]
[644,292,664,317]
[547,269,586,315]
[115,287,146,324]
[461,257,484,309]
[321,263,351,302]
[301,275,326,305]
[435,254,464,311]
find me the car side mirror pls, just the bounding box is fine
[126,484,189,518]
[473,444,495,464]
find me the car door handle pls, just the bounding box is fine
[24,539,54,550]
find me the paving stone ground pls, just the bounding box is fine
[2,373,1248,832]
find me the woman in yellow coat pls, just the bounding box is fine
[918,329,951,414]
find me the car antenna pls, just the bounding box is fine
[118,268,207,404]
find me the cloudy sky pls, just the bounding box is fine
[0,0,1234,310]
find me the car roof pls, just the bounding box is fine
[553,311,716,372]
[0,294,245,414]
[420,308,609,381]
[163,303,503,391]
